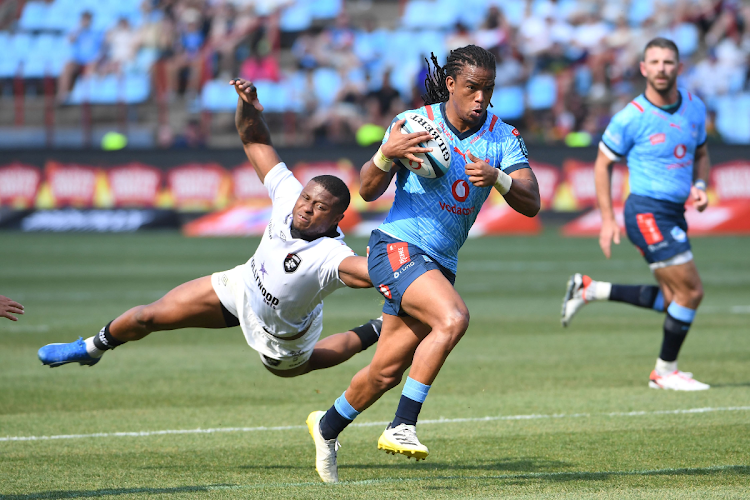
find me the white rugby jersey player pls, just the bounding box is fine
[211,162,355,369]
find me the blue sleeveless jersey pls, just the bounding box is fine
[378,103,530,273]
[600,89,707,204]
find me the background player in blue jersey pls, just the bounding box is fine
[561,38,711,391]
[306,45,541,483]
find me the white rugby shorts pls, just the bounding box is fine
[211,264,323,371]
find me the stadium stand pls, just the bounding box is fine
[0,0,748,147]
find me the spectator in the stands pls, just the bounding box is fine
[446,22,473,52]
[365,68,403,128]
[104,18,141,74]
[207,1,260,79]
[475,6,510,54]
[291,27,322,69]
[318,12,359,70]
[240,39,281,82]
[57,11,103,102]
[167,8,206,98]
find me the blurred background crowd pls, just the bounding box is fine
[1,0,749,148]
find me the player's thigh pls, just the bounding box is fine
[142,276,226,329]
[368,314,429,377]
[400,269,469,330]
[654,260,703,297]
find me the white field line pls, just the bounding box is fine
[2,405,749,443]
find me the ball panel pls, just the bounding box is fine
[395,113,451,179]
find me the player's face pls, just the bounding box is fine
[292,181,344,237]
[640,47,682,94]
[446,65,495,131]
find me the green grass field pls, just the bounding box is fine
[1,231,749,499]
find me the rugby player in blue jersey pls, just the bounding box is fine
[561,38,711,391]
[306,45,541,483]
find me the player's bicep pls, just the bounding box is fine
[337,256,371,288]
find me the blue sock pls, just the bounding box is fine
[319,392,359,440]
[392,377,430,427]
[660,303,695,362]
[610,284,662,310]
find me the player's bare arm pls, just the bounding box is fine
[465,152,540,217]
[0,295,24,321]
[338,256,372,288]
[691,143,710,212]
[230,78,282,184]
[593,147,620,258]
[360,119,432,202]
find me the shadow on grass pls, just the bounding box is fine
[0,485,235,500]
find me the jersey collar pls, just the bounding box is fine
[290,224,340,242]
[642,90,683,115]
[440,102,488,140]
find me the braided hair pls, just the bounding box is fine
[422,45,497,106]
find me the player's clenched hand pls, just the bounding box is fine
[599,218,621,259]
[691,185,708,212]
[465,152,497,187]
[230,78,271,145]
[0,295,24,321]
[381,119,433,164]
[229,78,263,111]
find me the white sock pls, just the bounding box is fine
[655,358,677,375]
[585,280,612,301]
[84,336,105,358]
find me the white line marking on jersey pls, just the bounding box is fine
[2,406,748,443]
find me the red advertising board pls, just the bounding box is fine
[107,163,162,207]
[710,161,750,201]
[167,163,229,210]
[530,161,561,209]
[231,163,270,204]
[562,160,628,208]
[0,163,41,208]
[45,162,98,207]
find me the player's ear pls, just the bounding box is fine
[446,75,455,94]
[677,60,684,75]
[639,60,647,78]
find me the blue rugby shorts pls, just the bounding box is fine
[367,230,455,316]
[624,194,692,265]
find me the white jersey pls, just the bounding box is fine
[238,163,355,337]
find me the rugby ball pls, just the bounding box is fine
[393,112,451,179]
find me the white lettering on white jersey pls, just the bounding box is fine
[239,163,355,337]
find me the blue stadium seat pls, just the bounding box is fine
[401,1,430,29]
[629,0,654,26]
[0,34,32,78]
[23,34,59,78]
[280,3,313,32]
[492,86,525,121]
[18,1,49,31]
[526,73,557,110]
[716,93,750,144]
[312,68,341,107]
[310,0,342,20]
[201,79,238,111]
[122,73,150,104]
[252,80,285,113]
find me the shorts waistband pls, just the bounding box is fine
[262,322,311,341]
[627,193,686,211]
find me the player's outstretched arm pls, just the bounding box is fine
[593,147,620,259]
[0,295,24,321]
[230,78,282,184]
[337,256,372,288]
[359,119,432,202]
[691,143,710,212]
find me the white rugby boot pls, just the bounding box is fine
[377,423,429,460]
[649,370,710,391]
[561,273,591,327]
[306,411,340,483]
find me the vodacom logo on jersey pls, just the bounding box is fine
[674,144,687,159]
[451,179,470,202]
[437,179,475,216]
